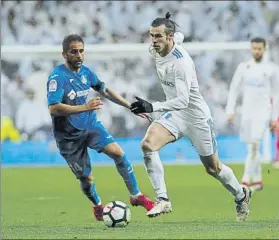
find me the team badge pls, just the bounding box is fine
[81,75,87,84]
[68,90,76,100]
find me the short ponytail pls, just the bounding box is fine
[151,12,179,35]
[165,12,171,19]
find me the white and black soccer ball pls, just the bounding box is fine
[102,201,131,228]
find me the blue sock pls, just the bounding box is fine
[80,180,101,206]
[115,154,140,196]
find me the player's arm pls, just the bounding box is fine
[90,71,130,109]
[49,99,103,116]
[131,62,191,114]
[91,74,152,121]
[98,87,130,109]
[47,77,102,116]
[225,63,244,121]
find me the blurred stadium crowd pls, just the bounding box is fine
[2,1,279,141]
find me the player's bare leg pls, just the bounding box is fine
[200,152,252,221]
[102,142,154,211]
[141,122,175,218]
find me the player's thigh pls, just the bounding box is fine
[57,137,91,179]
[87,121,116,153]
[142,115,179,151]
[187,118,218,157]
[240,117,269,143]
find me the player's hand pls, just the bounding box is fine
[227,114,234,123]
[270,120,278,132]
[86,97,103,111]
[130,96,153,114]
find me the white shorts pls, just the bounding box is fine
[154,112,217,156]
[240,117,269,143]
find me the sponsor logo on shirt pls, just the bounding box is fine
[76,89,89,97]
[161,80,175,87]
[49,79,57,92]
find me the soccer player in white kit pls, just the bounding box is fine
[130,12,251,221]
[226,37,279,192]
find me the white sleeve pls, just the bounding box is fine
[225,63,244,115]
[270,65,279,121]
[152,62,191,112]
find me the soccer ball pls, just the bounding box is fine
[102,201,131,228]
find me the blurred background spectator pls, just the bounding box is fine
[1,0,279,140]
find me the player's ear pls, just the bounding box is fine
[168,32,174,41]
[62,52,67,60]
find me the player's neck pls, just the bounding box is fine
[65,62,81,73]
[160,41,174,57]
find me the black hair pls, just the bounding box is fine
[251,37,266,47]
[151,12,179,35]
[62,34,84,52]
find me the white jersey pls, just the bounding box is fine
[226,58,279,121]
[151,43,211,122]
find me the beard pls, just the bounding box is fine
[68,59,83,70]
[253,55,263,62]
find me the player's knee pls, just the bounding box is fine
[205,164,222,176]
[141,138,156,152]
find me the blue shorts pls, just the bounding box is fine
[55,121,115,179]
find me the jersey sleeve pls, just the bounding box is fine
[47,74,64,106]
[90,71,105,92]
[152,61,192,112]
[225,63,244,115]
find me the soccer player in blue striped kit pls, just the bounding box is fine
[47,34,154,221]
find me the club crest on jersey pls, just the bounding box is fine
[81,75,87,84]
[68,89,76,100]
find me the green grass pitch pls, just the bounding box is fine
[2,164,279,239]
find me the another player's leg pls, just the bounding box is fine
[241,118,267,190]
[200,153,251,221]
[241,143,254,187]
[89,122,154,211]
[63,148,104,221]
[141,122,176,218]
[101,142,154,211]
[190,118,251,221]
[249,142,263,192]
[79,173,104,221]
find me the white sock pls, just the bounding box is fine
[242,143,255,184]
[215,164,245,201]
[143,151,168,199]
[252,147,262,183]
